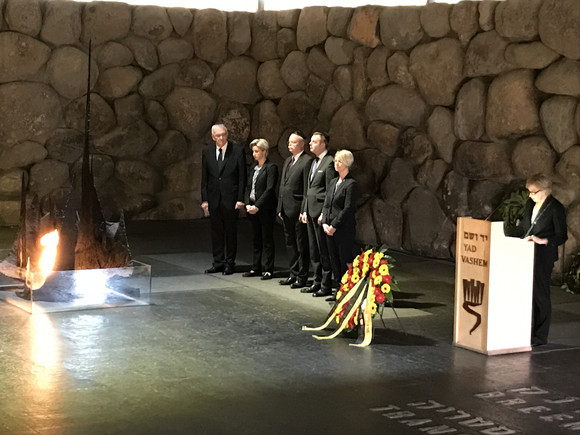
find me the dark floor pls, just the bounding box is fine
[0,219,579,435]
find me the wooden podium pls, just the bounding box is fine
[453,218,534,355]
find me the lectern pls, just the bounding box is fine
[453,218,534,355]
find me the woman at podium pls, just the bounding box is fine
[505,173,567,347]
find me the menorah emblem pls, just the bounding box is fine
[463,278,485,335]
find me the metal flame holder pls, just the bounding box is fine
[0,260,151,314]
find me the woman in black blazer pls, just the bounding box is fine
[243,138,279,280]
[320,150,358,299]
[505,173,567,346]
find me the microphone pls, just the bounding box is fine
[484,201,503,221]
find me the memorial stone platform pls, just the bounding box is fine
[0,219,579,434]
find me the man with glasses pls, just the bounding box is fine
[277,131,312,288]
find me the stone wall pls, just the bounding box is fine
[0,0,578,272]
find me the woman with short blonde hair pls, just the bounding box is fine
[505,173,567,346]
[243,138,279,280]
[320,149,358,299]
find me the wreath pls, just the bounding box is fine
[303,246,399,347]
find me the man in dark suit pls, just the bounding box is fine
[201,124,246,275]
[277,131,312,288]
[300,132,336,297]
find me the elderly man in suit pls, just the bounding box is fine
[201,124,247,275]
[277,131,312,288]
[300,132,336,297]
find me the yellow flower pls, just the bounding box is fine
[373,257,381,268]
[379,264,389,275]
[381,283,391,293]
[374,275,383,286]
[341,274,349,284]
[353,257,359,267]
[361,263,369,275]
[370,303,377,314]
[352,273,360,283]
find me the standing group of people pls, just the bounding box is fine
[201,123,568,346]
[201,124,358,302]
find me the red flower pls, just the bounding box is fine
[383,274,392,284]
[375,292,385,304]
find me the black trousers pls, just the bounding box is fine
[210,202,239,268]
[307,216,333,291]
[326,229,355,290]
[281,213,309,281]
[248,208,276,273]
[532,244,557,344]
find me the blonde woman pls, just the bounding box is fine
[506,173,567,346]
[243,139,279,280]
[320,150,358,301]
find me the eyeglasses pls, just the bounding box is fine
[528,189,543,195]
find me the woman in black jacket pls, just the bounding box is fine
[243,138,279,280]
[506,173,567,346]
[320,150,358,300]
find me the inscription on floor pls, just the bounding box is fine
[475,386,580,432]
[370,386,580,433]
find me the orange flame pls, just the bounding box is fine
[26,229,59,291]
[39,230,59,276]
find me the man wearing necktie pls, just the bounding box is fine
[277,131,312,288]
[300,132,337,297]
[201,124,246,275]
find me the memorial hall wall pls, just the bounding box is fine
[0,0,578,270]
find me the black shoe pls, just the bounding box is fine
[290,280,307,289]
[222,266,234,275]
[301,283,321,293]
[205,265,224,273]
[242,270,261,277]
[279,277,296,286]
[312,289,332,297]
[261,272,273,280]
[532,339,547,347]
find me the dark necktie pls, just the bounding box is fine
[310,158,320,181]
[285,157,294,182]
[218,148,224,169]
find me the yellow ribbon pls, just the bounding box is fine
[350,282,375,347]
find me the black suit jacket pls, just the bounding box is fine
[244,160,279,211]
[277,153,313,219]
[201,142,246,210]
[322,175,357,232]
[506,195,567,262]
[302,154,336,218]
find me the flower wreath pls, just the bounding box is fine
[303,246,399,347]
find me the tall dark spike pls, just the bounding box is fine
[84,40,91,166]
[16,173,27,268]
